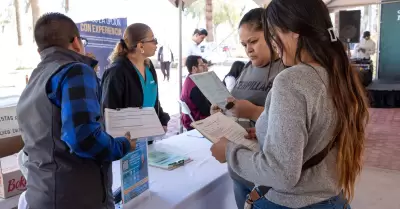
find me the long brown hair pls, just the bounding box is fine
[109,23,151,64]
[264,0,369,201]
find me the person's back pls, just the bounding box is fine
[16,13,132,209]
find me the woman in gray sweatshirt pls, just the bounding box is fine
[210,8,285,208]
[210,0,369,209]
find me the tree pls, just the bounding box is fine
[184,0,205,28]
[29,0,40,29]
[14,0,23,45]
[63,0,70,13]
[184,0,245,42]
[0,2,13,33]
[205,0,214,42]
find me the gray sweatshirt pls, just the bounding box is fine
[227,64,341,208]
[228,59,285,187]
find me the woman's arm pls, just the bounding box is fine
[226,71,308,190]
[101,67,125,109]
[225,76,236,92]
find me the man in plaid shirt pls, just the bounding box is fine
[16,13,135,209]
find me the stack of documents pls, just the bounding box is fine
[148,151,192,170]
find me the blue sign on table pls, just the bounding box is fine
[76,18,127,78]
[120,139,149,204]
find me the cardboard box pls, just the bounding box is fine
[0,100,24,158]
[0,106,21,140]
[0,154,26,199]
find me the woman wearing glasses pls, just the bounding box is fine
[101,23,170,135]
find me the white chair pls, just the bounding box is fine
[178,100,195,122]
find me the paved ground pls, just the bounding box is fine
[1,67,400,208]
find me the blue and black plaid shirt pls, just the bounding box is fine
[47,63,130,162]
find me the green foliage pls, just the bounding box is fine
[184,0,245,29]
[0,0,13,26]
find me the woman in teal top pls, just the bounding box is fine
[102,23,170,135]
[134,66,157,107]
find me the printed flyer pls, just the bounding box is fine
[120,138,149,204]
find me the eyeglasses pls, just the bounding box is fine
[141,38,158,45]
[70,36,88,47]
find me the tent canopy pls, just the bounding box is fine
[168,0,383,10]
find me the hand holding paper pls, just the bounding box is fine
[104,107,165,139]
[191,112,260,152]
[190,71,232,109]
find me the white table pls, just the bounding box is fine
[113,130,236,209]
[0,195,19,209]
[0,131,237,209]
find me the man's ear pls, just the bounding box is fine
[70,37,81,53]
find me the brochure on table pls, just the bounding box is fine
[104,107,165,205]
[148,151,192,170]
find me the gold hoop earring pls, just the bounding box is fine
[141,49,144,54]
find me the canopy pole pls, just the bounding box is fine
[178,0,184,133]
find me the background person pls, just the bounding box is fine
[354,31,376,60]
[157,43,174,81]
[182,29,208,78]
[222,61,245,92]
[180,55,211,130]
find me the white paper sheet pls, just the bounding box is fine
[191,112,259,151]
[104,107,165,139]
[189,71,231,109]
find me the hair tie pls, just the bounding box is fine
[120,39,128,49]
[327,27,338,42]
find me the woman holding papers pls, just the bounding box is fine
[212,8,284,126]
[211,0,368,208]
[101,23,170,137]
[211,8,285,208]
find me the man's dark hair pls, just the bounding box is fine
[363,31,371,38]
[193,28,208,36]
[185,55,202,73]
[34,12,80,51]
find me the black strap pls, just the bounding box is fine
[302,140,337,171]
[256,139,338,197]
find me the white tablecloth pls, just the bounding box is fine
[113,130,236,209]
[0,194,19,209]
[0,131,237,209]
